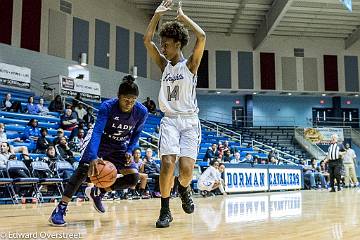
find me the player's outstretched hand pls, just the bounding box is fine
[88,158,105,177]
[176,1,185,21]
[155,0,172,16]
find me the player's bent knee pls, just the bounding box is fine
[111,173,139,190]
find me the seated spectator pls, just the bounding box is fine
[53,128,65,145]
[222,149,232,162]
[0,123,30,160]
[25,96,39,115]
[301,159,326,189]
[230,152,241,163]
[269,156,278,165]
[0,123,22,144]
[143,97,157,114]
[55,137,75,164]
[148,125,160,145]
[143,148,161,197]
[36,128,51,153]
[61,108,78,131]
[198,160,226,197]
[83,107,95,125]
[70,129,85,153]
[49,95,64,113]
[319,160,330,183]
[72,92,82,108]
[217,142,224,159]
[267,148,277,162]
[1,93,22,112]
[42,146,73,180]
[37,98,49,116]
[69,121,86,141]
[310,158,327,188]
[240,153,253,163]
[23,119,41,142]
[203,143,219,162]
[0,142,29,178]
[74,103,87,120]
[128,148,150,199]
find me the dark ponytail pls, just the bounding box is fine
[118,75,139,96]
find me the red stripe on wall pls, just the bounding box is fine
[260,52,276,90]
[324,55,338,91]
[0,0,13,45]
[21,0,42,51]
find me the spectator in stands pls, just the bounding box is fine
[36,128,51,154]
[69,120,86,141]
[0,123,22,144]
[49,95,64,113]
[268,148,277,162]
[53,128,65,145]
[222,149,232,162]
[343,143,358,187]
[310,158,327,188]
[43,146,72,180]
[72,92,82,108]
[83,107,95,125]
[217,142,224,159]
[230,152,241,164]
[55,136,75,165]
[241,153,253,163]
[37,98,49,116]
[128,148,150,199]
[203,143,219,162]
[143,97,157,114]
[74,103,87,120]
[23,119,41,142]
[1,93,22,112]
[25,96,39,115]
[0,142,29,178]
[222,140,230,153]
[198,160,226,197]
[60,108,78,131]
[319,160,330,183]
[149,125,160,145]
[143,148,161,197]
[70,129,85,153]
[301,159,325,189]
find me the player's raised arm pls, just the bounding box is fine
[176,1,206,75]
[144,0,171,72]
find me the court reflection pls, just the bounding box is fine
[225,192,302,223]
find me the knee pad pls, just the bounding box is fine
[111,173,139,190]
[63,162,89,198]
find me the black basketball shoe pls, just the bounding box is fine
[155,208,173,228]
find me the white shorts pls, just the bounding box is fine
[159,115,201,160]
[198,180,215,191]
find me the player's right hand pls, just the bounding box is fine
[88,158,105,177]
[155,0,172,16]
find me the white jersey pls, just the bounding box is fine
[199,166,221,184]
[158,59,199,115]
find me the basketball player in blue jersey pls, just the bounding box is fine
[49,75,148,226]
[144,0,206,228]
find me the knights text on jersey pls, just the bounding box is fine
[80,99,148,163]
[158,59,199,114]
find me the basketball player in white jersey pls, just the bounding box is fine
[144,0,206,228]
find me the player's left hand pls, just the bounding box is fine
[176,1,185,21]
[125,152,132,165]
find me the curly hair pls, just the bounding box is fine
[159,21,189,49]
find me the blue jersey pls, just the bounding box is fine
[80,98,148,163]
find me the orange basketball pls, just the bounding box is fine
[90,160,117,188]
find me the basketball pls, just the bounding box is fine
[89,160,117,188]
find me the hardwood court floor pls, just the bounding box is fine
[0,189,360,240]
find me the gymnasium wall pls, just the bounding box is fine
[0,43,160,102]
[5,0,360,90]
